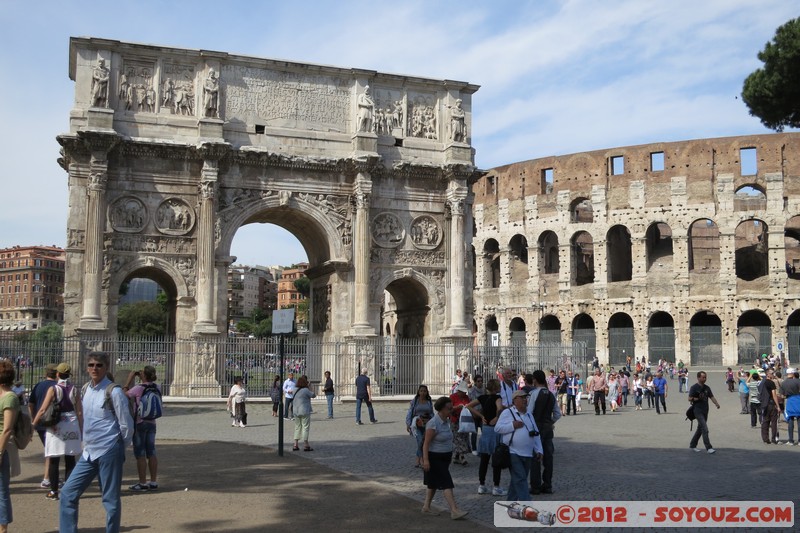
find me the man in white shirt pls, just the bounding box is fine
[496,390,543,501]
[282,373,297,420]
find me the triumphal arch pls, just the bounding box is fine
[58,38,479,389]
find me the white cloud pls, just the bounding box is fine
[0,0,796,268]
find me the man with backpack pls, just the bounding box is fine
[527,369,561,495]
[124,366,162,491]
[59,352,134,533]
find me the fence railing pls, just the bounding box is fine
[1,333,588,399]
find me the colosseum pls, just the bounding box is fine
[472,132,800,367]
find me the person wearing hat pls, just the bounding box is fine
[779,368,800,445]
[449,378,472,465]
[28,363,59,489]
[496,390,543,501]
[32,362,82,501]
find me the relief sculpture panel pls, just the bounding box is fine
[156,199,195,235]
[222,65,351,130]
[371,87,404,137]
[407,92,438,140]
[109,197,147,233]
[410,215,442,250]
[371,212,405,248]
[118,59,157,113]
[161,60,196,116]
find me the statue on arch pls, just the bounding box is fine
[357,85,374,133]
[203,68,219,118]
[91,58,110,108]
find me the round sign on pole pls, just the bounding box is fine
[777,341,784,352]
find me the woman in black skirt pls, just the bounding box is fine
[421,396,468,520]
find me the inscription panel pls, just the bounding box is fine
[222,65,351,131]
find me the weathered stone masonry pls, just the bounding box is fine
[472,133,800,366]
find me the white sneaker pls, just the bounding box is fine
[692,448,702,452]
[707,448,716,454]
[477,484,489,495]
[231,421,236,427]
[471,450,479,456]
[492,487,507,496]
[239,422,246,428]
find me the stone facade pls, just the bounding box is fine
[59,37,480,351]
[472,133,800,366]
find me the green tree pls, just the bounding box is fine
[32,322,63,344]
[252,316,273,338]
[293,276,310,297]
[742,17,800,131]
[117,301,168,336]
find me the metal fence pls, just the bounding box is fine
[736,326,772,365]
[691,326,723,366]
[789,326,800,363]
[648,326,676,362]
[608,327,635,366]
[1,333,588,399]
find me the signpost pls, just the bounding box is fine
[272,308,295,456]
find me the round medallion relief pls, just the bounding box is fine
[109,196,147,233]
[410,215,442,250]
[371,212,405,248]
[155,198,195,235]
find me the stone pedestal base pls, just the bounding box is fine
[77,318,106,331]
[444,142,472,163]
[193,321,219,334]
[352,132,378,154]
[198,117,224,139]
[87,107,115,130]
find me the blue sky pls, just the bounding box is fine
[0,1,795,267]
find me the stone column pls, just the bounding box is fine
[672,235,690,299]
[194,158,220,333]
[718,230,737,297]
[447,183,470,336]
[78,133,118,330]
[557,243,571,300]
[351,172,374,335]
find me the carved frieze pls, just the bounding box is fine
[156,199,195,235]
[221,65,351,130]
[410,215,442,250]
[407,93,438,140]
[312,284,331,333]
[107,234,195,255]
[161,60,196,116]
[371,248,446,267]
[67,229,85,249]
[109,197,147,233]
[119,59,157,113]
[371,87,404,136]
[371,212,405,248]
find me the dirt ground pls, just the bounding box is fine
[12,439,494,533]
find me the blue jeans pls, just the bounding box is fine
[0,450,11,526]
[60,438,126,533]
[414,426,425,458]
[788,417,799,442]
[355,398,375,423]
[326,393,334,418]
[507,453,532,501]
[655,393,667,413]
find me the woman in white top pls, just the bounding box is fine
[632,374,644,410]
[226,376,247,428]
[32,363,82,500]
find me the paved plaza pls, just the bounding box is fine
[12,370,799,531]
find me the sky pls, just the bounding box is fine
[1,0,796,268]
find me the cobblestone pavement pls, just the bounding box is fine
[155,371,798,531]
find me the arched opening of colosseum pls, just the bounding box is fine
[784,215,800,281]
[608,312,634,366]
[485,315,499,345]
[645,223,673,272]
[788,310,800,363]
[737,310,772,365]
[734,185,767,212]
[607,225,632,282]
[510,317,527,345]
[484,239,501,289]
[539,314,562,345]
[538,231,559,276]
[571,232,595,286]
[735,219,768,282]
[385,277,429,340]
[690,311,723,366]
[688,219,720,272]
[470,245,477,288]
[509,234,529,283]
[572,313,596,361]
[570,197,593,223]
[647,311,675,362]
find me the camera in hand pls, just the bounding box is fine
[528,430,539,437]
